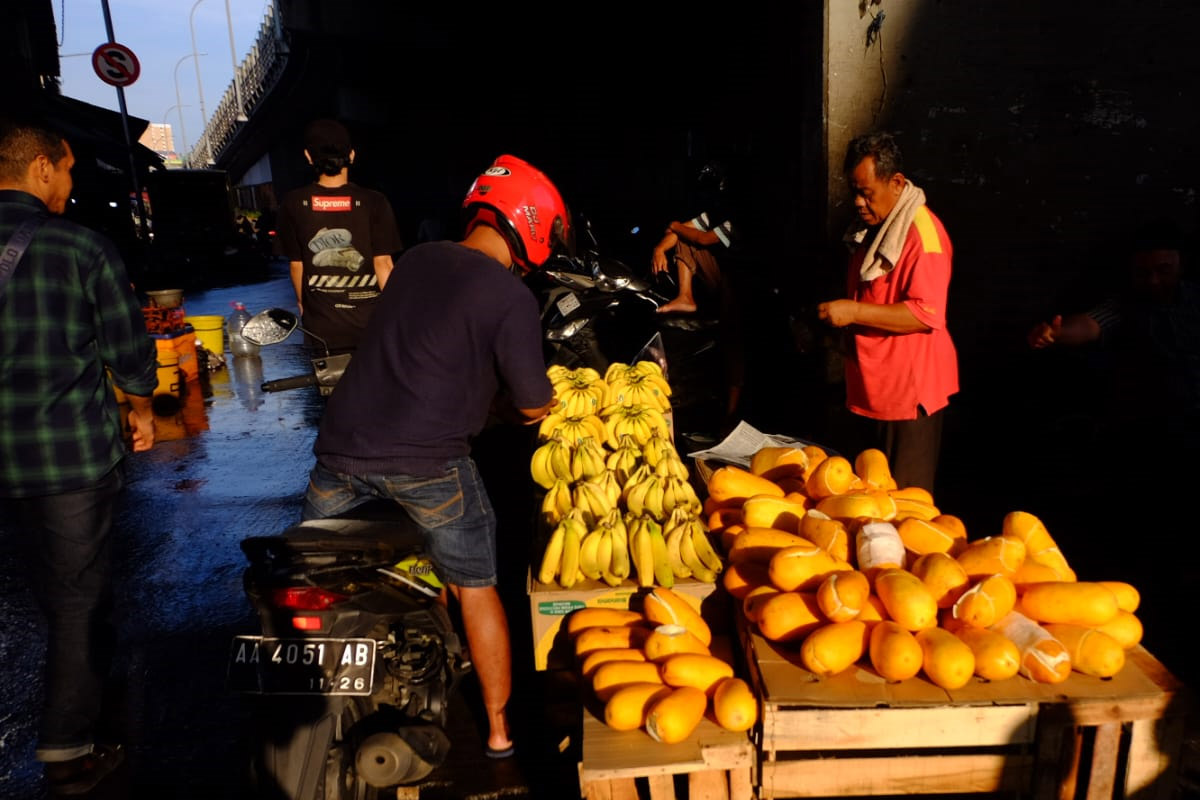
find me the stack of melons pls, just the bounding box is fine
[706,445,1141,688]
[566,588,758,742]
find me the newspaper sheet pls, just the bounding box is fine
[685,421,831,469]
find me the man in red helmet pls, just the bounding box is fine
[301,155,566,759]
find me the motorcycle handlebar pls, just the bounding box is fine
[261,374,319,393]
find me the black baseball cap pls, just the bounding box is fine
[303,119,352,158]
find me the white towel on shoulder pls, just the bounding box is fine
[843,181,927,282]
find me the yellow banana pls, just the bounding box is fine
[597,470,622,507]
[530,441,557,489]
[664,516,694,580]
[540,479,571,527]
[623,476,651,517]
[537,412,565,441]
[573,437,606,480]
[645,518,674,588]
[634,359,665,379]
[537,521,566,584]
[595,528,614,582]
[678,520,717,582]
[549,439,574,483]
[608,511,631,580]
[558,511,585,589]
[643,475,666,521]
[577,527,605,581]
[642,435,670,467]
[689,522,725,577]
[629,518,656,588]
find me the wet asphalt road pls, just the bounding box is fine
[0,261,583,799]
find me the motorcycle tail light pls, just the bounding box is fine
[291,616,324,632]
[272,586,347,610]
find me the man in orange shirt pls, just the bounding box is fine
[818,132,958,492]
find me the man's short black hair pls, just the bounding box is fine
[303,118,352,177]
[844,131,903,179]
[0,115,69,182]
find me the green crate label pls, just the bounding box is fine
[539,599,586,616]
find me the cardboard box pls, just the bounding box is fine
[527,570,720,671]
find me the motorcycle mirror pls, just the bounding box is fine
[241,308,299,346]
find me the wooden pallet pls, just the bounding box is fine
[579,711,756,800]
[740,616,1193,799]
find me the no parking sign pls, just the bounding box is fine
[92,42,141,88]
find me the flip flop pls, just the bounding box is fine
[485,743,515,759]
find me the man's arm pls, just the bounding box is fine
[668,220,721,248]
[518,397,558,425]
[289,260,304,313]
[817,299,931,333]
[1027,313,1102,349]
[373,254,394,291]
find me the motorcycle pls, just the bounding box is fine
[526,217,727,443]
[240,307,350,396]
[230,313,472,799]
[229,514,471,798]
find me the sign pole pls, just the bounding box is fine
[98,0,150,243]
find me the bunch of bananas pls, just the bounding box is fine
[548,365,609,417]
[604,361,672,412]
[532,359,722,589]
[601,403,671,449]
[662,507,724,583]
[538,507,634,589]
[605,435,643,486]
[539,411,606,446]
[622,468,702,521]
[537,508,589,588]
[530,434,575,489]
[572,476,619,526]
[627,515,674,588]
[570,436,608,481]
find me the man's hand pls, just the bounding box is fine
[127,406,156,452]
[651,247,670,274]
[817,299,858,328]
[519,396,558,425]
[1028,315,1063,349]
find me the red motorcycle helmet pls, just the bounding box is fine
[462,154,572,272]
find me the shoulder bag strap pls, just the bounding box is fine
[0,211,50,299]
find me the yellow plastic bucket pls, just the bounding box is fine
[185,315,225,355]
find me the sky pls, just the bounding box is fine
[52,0,273,158]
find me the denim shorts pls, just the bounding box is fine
[302,457,498,587]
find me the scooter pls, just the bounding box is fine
[240,307,349,396]
[229,513,471,798]
[230,313,472,799]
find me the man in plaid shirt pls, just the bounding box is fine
[0,115,157,795]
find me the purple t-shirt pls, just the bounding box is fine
[313,240,552,476]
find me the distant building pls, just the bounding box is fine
[140,122,174,153]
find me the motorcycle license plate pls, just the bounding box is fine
[227,636,376,696]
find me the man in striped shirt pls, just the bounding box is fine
[0,115,157,794]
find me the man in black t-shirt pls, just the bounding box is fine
[276,119,403,353]
[303,155,570,761]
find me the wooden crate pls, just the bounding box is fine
[579,711,756,800]
[741,618,1192,799]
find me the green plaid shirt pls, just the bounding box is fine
[0,190,158,497]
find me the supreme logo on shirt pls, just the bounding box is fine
[311,195,352,212]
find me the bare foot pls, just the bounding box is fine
[657,297,697,314]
